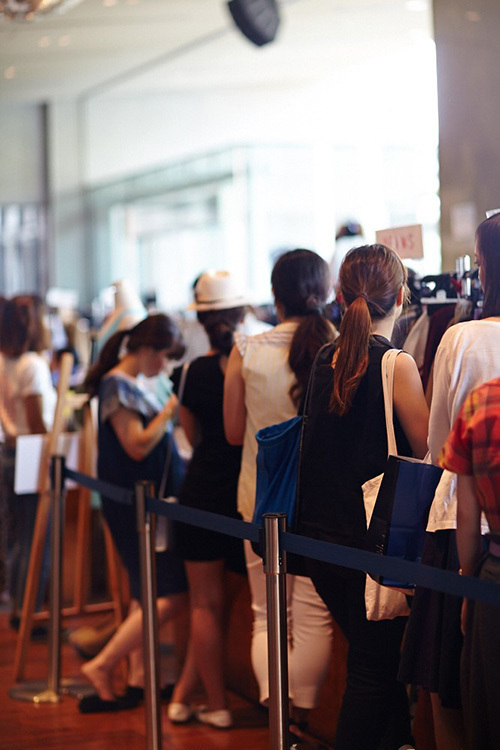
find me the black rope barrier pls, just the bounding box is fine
[63,466,500,607]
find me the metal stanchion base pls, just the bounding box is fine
[9,682,61,704]
[9,678,95,703]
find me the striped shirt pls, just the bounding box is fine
[439,377,500,532]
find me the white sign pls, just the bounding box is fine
[15,432,80,495]
[375,224,424,260]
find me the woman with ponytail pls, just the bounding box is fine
[168,271,249,729]
[224,249,336,730]
[296,245,428,750]
[78,314,189,713]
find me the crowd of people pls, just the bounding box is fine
[0,212,499,749]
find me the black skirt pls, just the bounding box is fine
[398,530,463,709]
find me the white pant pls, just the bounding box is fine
[244,540,333,709]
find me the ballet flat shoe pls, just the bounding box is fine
[195,706,233,729]
[78,692,140,713]
[167,702,194,723]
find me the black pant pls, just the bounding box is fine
[306,559,412,750]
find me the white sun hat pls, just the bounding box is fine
[188,270,250,311]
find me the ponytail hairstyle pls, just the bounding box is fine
[197,307,245,356]
[475,213,500,318]
[330,244,407,416]
[271,248,336,406]
[84,313,185,397]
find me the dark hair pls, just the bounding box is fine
[476,214,500,318]
[330,244,407,416]
[84,313,185,397]
[0,294,50,357]
[271,249,336,405]
[197,307,245,356]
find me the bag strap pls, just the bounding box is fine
[158,361,190,499]
[380,348,401,457]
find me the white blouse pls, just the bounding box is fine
[427,319,500,532]
[235,320,299,522]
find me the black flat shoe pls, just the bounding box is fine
[123,684,175,703]
[78,692,141,714]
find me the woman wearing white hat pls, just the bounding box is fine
[168,271,248,729]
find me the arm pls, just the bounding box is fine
[456,473,482,576]
[223,345,247,445]
[179,404,199,448]
[393,352,429,459]
[428,339,454,462]
[456,473,482,634]
[109,393,177,461]
[24,394,48,434]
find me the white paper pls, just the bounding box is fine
[15,432,80,494]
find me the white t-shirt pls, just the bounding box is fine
[235,321,298,522]
[427,319,500,531]
[0,352,56,436]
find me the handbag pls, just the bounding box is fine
[155,362,190,552]
[253,415,304,527]
[362,348,442,620]
[252,355,317,529]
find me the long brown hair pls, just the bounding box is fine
[476,213,500,318]
[271,249,336,406]
[330,244,407,416]
[0,294,50,357]
[84,313,185,397]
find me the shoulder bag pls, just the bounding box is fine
[363,348,442,620]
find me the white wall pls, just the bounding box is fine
[0,105,43,203]
[83,85,313,185]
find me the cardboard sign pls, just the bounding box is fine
[15,432,80,495]
[375,224,424,260]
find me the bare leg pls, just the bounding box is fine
[170,636,201,705]
[82,593,187,699]
[430,691,465,750]
[178,560,227,710]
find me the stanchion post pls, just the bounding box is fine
[46,454,65,697]
[135,481,162,750]
[263,513,290,750]
[10,455,94,702]
[9,454,66,704]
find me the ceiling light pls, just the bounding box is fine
[58,33,70,45]
[4,66,15,79]
[38,35,50,46]
[464,11,481,22]
[103,0,118,6]
[0,0,83,21]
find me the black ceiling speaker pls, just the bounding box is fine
[227,0,280,47]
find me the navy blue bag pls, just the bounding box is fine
[253,415,304,527]
[365,455,443,588]
[252,346,321,530]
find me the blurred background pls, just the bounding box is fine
[0,0,498,318]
